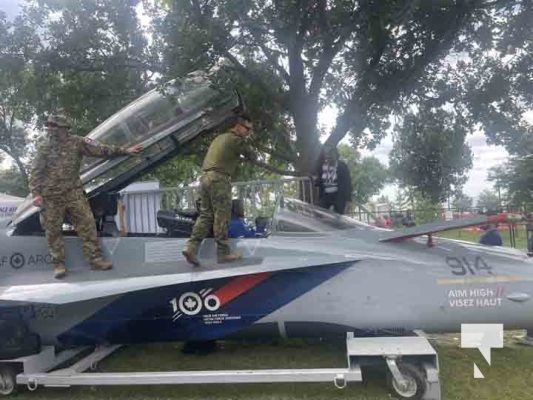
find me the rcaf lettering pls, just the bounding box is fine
[27,254,52,265]
[0,253,52,269]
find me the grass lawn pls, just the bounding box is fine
[11,336,533,400]
[437,225,529,250]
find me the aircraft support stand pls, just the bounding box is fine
[1,333,441,399]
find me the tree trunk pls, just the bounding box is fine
[291,97,321,203]
[291,96,320,175]
[326,105,366,148]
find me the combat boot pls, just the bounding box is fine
[217,252,242,264]
[91,258,113,271]
[54,265,67,280]
[182,248,200,267]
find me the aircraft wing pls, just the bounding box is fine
[0,255,359,305]
[379,213,523,242]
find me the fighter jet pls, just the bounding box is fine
[1,69,532,355]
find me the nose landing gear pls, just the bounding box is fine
[0,366,17,396]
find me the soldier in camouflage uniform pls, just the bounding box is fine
[29,111,143,279]
[182,115,254,267]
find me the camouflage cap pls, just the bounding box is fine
[44,110,70,128]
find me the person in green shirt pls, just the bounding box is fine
[182,115,254,266]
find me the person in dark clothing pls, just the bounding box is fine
[316,145,352,215]
[255,216,269,236]
[479,224,503,246]
[401,211,416,227]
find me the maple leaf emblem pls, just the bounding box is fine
[184,297,197,310]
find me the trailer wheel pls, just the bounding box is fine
[387,363,425,400]
[0,366,17,396]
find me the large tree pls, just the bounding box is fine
[0,11,42,186]
[389,108,473,202]
[488,154,533,209]
[452,191,474,212]
[152,0,531,176]
[23,0,155,133]
[2,0,531,198]
[476,188,501,212]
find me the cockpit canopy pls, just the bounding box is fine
[11,70,242,234]
[272,198,375,233]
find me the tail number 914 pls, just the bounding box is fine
[446,256,493,276]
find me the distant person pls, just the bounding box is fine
[228,199,256,238]
[255,216,269,236]
[527,213,533,255]
[316,145,352,215]
[479,224,503,246]
[401,211,416,227]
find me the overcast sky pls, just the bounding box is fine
[1,0,20,19]
[1,0,519,202]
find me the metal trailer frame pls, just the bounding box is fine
[0,333,441,400]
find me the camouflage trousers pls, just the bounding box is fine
[186,171,232,257]
[40,188,102,266]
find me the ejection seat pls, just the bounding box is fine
[91,193,121,237]
[157,208,206,238]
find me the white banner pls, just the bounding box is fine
[0,198,23,218]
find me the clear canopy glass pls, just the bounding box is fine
[273,198,373,233]
[81,75,218,172]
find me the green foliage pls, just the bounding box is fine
[476,189,501,212]
[453,7,531,156]
[390,109,473,203]
[0,167,29,197]
[393,187,412,211]
[24,0,154,133]
[1,0,157,189]
[0,11,42,184]
[452,192,474,212]
[142,154,201,188]
[412,193,442,225]
[338,144,388,204]
[488,155,533,208]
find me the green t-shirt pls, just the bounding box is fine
[202,131,254,178]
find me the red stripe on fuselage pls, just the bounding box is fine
[214,272,272,306]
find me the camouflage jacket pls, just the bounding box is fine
[29,133,129,198]
[201,131,255,178]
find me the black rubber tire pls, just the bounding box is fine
[386,363,426,400]
[0,365,17,396]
